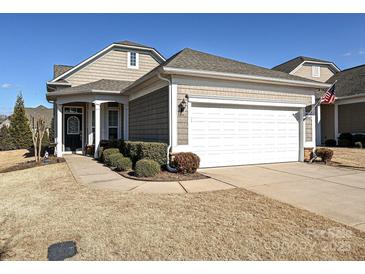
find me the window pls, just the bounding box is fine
[312,66,320,78]
[128,51,139,69]
[67,116,80,135]
[108,110,118,140]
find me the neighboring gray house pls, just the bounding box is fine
[274,56,365,145]
[46,41,329,168]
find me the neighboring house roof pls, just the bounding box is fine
[326,64,365,98]
[272,56,340,73]
[47,79,133,99]
[0,118,10,129]
[49,40,166,83]
[25,105,53,128]
[54,65,74,78]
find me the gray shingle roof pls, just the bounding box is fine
[163,49,324,83]
[115,40,153,48]
[272,56,336,73]
[25,105,53,128]
[326,64,365,97]
[49,79,133,95]
[54,65,74,78]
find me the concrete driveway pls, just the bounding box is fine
[201,162,365,232]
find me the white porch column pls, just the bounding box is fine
[94,102,101,158]
[123,103,129,140]
[56,103,63,157]
[334,104,339,141]
[299,108,305,162]
[316,104,321,146]
[87,102,93,145]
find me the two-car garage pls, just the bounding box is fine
[188,100,303,168]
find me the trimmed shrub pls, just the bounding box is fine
[115,156,132,171]
[108,153,122,167]
[172,152,200,174]
[120,141,168,166]
[324,139,337,147]
[315,148,334,164]
[338,133,353,147]
[135,159,160,177]
[102,148,120,164]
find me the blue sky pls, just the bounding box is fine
[0,13,364,114]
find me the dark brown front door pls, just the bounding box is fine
[64,113,82,152]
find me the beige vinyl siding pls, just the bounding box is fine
[177,84,313,145]
[321,104,335,142]
[338,102,365,134]
[129,86,169,143]
[305,117,313,142]
[293,64,335,83]
[65,49,160,86]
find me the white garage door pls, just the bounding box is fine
[190,103,300,168]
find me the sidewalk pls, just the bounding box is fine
[64,155,234,194]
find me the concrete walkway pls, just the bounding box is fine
[202,162,365,232]
[64,155,235,194]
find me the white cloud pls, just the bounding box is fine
[343,52,352,57]
[358,50,365,55]
[1,83,12,89]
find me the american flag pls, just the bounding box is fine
[321,82,336,104]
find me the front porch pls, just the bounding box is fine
[54,95,129,158]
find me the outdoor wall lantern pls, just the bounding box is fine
[178,95,188,113]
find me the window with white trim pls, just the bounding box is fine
[128,51,139,69]
[108,110,118,140]
[312,66,320,78]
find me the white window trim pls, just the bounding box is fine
[106,106,121,140]
[312,65,321,78]
[127,51,139,69]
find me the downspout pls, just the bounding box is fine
[158,73,177,173]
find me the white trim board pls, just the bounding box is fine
[336,95,365,105]
[188,96,306,108]
[163,67,330,89]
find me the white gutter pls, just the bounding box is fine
[162,67,331,89]
[157,74,177,172]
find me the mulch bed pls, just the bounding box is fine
[119,170,209,182]
[0,157,65,173]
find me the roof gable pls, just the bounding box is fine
[50,41,165,83]
[272,56,340,74]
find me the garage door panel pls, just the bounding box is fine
[189,103,300,168]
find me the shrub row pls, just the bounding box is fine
[120,141,168,167]
[102,148,132,171]
[325,133,365,148]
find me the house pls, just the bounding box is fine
[46,41,329,168]
[0,117,10,129]
[25,105,53,129]
[274,56,365,145]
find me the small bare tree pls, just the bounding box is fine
[30,116,47,163]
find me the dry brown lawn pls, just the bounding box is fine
[1,162,365,260]
[0,149,32,172]
[327,147,365,170]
